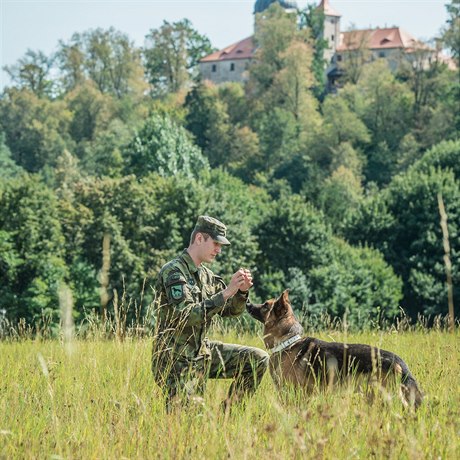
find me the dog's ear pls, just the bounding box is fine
[282,289,290,302]
[275,289,291,314]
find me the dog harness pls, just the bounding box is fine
[269,334,302,354]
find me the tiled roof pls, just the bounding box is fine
[337,27,424,51]
[200,36,255,63]
[317,0,341,17]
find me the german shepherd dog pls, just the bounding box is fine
[246,290,423,409]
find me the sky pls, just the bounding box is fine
[0,0,450,90]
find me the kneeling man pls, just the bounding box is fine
[152,215,268,411]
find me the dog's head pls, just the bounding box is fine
[246,290,302,349]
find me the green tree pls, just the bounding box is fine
[346,163,460,318]
[0,133,23,178]
[318,166,364,232]
[57,28,147,98]
[309,239,403,328]
[341,60,414,184]
[0,88,74,172]
[412,139,460,180]
[0,176,68,325]
[396,43,459,150]
[442,0,460,68]
[312,96,369,176]
[184,80,216,153]
[125,113,209,178]
[64,80,115,143]
[255,194,402,327]
[299,4,328,97]
[250,3,299,91]
[247,4,321,193]
[185,81,262,177]
[143,19,214,96]
[3,49,55,98]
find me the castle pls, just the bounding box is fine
[199,0,445,88]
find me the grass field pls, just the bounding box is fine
[1,329,459,459]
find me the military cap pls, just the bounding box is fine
[194,215,230,245]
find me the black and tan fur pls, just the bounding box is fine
[246,290,423,409]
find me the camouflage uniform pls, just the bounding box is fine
[152,216,269,409]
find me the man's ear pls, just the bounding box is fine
[195,232,204,244]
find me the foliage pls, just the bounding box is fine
[3,49,55,98]
[57,27,147,98]
[125,113,209,178]
[411,139,460,180]
[318,166,363,233]
[309,239,403,327]
[0,133,23,178]
[185,81,261,178]
[0,7,458,330]
[346,165,460,317]
[0,88,74,172]
[299,4,328,97]
[143,19,214,96]
[0,176,68,324]
[441,0,460,68]
[254,194,401,328]
[340,60,414,184]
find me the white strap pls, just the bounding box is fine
[269,334,302,354]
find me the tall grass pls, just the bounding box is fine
[1,327,459,459]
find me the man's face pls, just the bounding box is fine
[199,235,223,264]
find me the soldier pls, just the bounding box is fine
[152,215,269,412]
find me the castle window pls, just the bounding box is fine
[230,63,235,71]
[212,64,216,72]
[378,51,386,58]
[331,35,334,42]
[337,54,342,62]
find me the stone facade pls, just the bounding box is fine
[199,58,251,84]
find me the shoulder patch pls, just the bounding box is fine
[164,270,186,302]
[170,284,184,300]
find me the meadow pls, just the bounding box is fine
[1,327,459,459]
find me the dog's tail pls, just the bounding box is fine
[397,363,423,410]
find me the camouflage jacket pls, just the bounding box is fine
[153,249,248,360]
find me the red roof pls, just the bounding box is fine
[337,27,424,51]
[200,36,255,63]
[317,0,341,17]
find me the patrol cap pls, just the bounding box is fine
[194,215,230,245]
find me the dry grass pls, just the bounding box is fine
[1,329,459,459]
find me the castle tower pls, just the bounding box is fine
[317,0,341,65]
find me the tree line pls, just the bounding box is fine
[0,2,458,332]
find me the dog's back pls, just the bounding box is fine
[293,337,423,408]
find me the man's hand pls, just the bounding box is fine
[238,268,253,293]
[222,268,253,300]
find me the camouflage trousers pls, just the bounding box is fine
[152,340,269,410]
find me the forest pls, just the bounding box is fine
[0,2,459,333]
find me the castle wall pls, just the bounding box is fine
[199,59,251,84]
